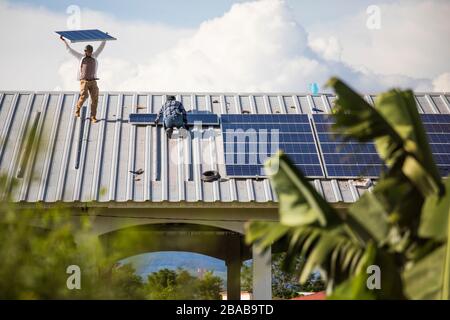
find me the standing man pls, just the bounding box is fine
[154,96,189,138]
[60,36,106,123]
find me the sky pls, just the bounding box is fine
[10,0,399,28]
[0,0,449,93]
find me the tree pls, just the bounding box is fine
[0,176,150,299]
[241,254,326,299]
[272,254,325,299]
[110,263,146,299]
[146,268,179,300]
[246,78,450,299]
[198,271,223,300]
[145,268,223,300]
[241,263,253,292]
[0,204,147,299]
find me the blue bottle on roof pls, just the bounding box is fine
[309,83,319,95]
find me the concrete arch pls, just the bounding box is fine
[99,223,251,262]
[89,215,245,238]
[99,222,248,300]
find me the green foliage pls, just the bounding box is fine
[246,78,450,300]
[198,271,223,300]
[241,263,253,293]
[240,254,325,299]
[271,253,325,299]
[0,176,151,299]
[0,173,224,300]
[0,200,223,299]
[110,264,146,299]
[0,203,146,299]
[145,268,223,300]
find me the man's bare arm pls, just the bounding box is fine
[60,36,83,59]
[93,40,106,58]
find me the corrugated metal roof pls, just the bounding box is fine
[1,91,449,206]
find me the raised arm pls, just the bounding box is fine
[93,40,106,58]
[181,105,188,128]
[60,36,83,59]
[154,104,165,124]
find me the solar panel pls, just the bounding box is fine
[187,114,219,125]
[313,114,385,178]
[420,114,450,177]
[221,114,324,177]
[55,29,117,43]
[129,113,219,126]
[129,114,156,124]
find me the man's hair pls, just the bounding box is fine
[167,95,176,101]
[85,45,94,52]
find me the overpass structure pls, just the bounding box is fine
[0,90,449,299]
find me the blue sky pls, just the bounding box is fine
[12,0,398,28]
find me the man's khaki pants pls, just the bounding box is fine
[76,80,99,117]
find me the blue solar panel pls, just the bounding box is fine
[313,114,450,178]
[187,114,219,125]
[221,114,324,177]
[313,114,384,178]
[129,113,219,126]
[55,29,117,43]
[129,114,156,124]
[420,114,450,177]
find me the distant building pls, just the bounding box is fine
[291,292,326,300]
[221,291,252,300]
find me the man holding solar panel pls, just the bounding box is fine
[57,29,115,123]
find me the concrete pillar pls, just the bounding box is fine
[226,258,241,300]
[226,234,241,300]
[252,244,272,300]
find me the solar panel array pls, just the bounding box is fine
[129,113,219,126]
[312,114,384,178]
[128,112,450,179]
[421,114,450,177]
[221,114,324,177]
[55,29,116,43]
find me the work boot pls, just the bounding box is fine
[90,116,98,123]
[166,127,173,139]
[178,128,188,139]
[75,109,80,118]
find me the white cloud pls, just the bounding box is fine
[1,0,448,93]
[433,73,450,92]
[0,0,192,90]
[309,0,450,80]
[308,36,342,62]
[107,0,434,93]
[110,0,328,92]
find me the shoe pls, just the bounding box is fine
[90,116,98,123]
[178,128,188,139]
[75,109,80,117]
[166,128,173,139]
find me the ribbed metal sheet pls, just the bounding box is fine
[1,91,449,205]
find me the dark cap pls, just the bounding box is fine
[84,45,93,52]
[167,95,176,101]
